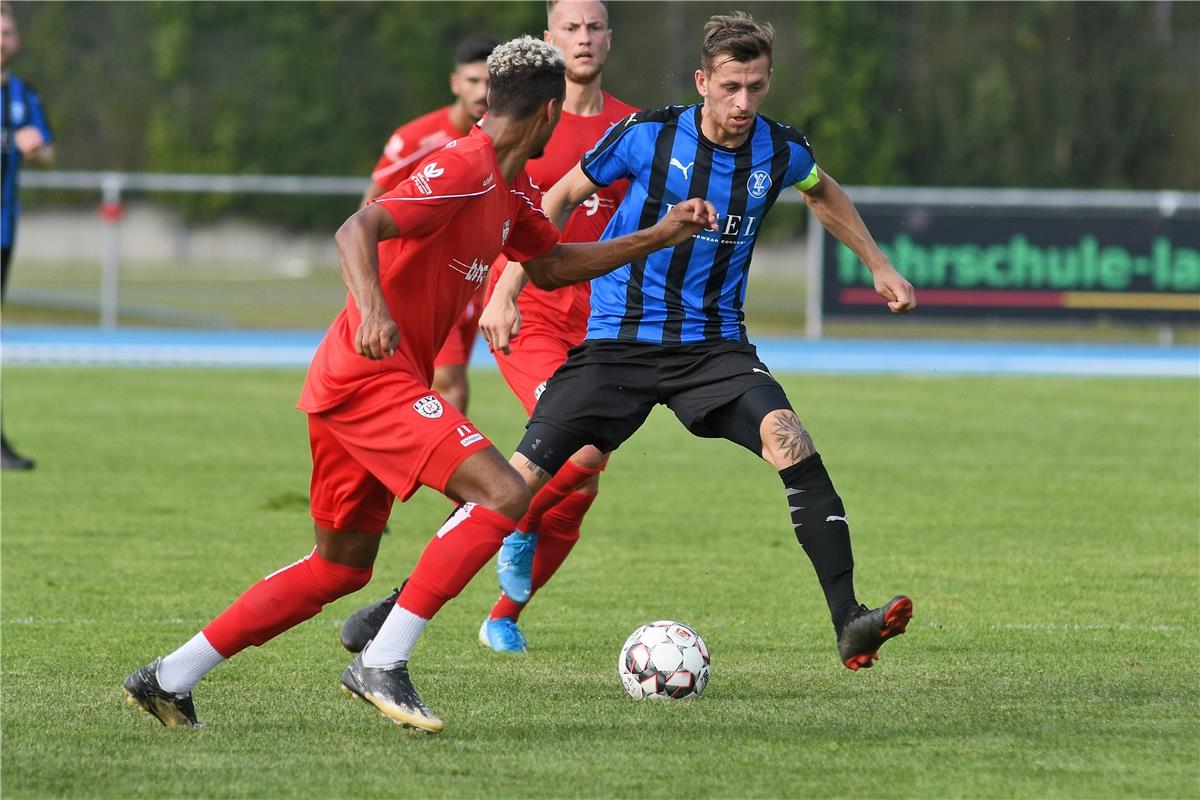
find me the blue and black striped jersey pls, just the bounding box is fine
[2,75,53,249]
[580,104,819,344]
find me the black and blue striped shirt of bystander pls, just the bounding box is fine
[580,104,819,344]
[1,74,53,250]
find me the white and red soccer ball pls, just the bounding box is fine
[618,621,711,700]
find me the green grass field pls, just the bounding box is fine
[2,367,1197,798]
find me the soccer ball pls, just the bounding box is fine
[618,620,711,700]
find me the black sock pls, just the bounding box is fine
[779,453,859,631]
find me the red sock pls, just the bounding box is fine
[519,460,599,532]
[490,490,597,621]
[203,549,372,658]
[398,503,519,619]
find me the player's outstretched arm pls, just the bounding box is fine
[478,163,604,354]
[334,203,402,359]
[803,169,916,313]
[522,198,718,290]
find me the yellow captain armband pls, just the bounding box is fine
[794,165,821,192]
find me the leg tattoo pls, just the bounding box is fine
[771,413,815,464]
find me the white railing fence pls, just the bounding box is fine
[21,171,1199,334]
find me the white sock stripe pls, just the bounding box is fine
[263,547,316,581]
[435,503,476,539]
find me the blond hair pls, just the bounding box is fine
[488,35,565,76]
[546,0,608,17]
[486,36,567,118]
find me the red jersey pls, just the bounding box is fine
[301,127,560,413]
[370,106,467,193]
[490,92,640,325]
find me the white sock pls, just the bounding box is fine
[157,632,225,695]
[362,606,427,668]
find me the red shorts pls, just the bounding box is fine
[433,282,485,369]
[493,319,583,416]
[307,371,493,532]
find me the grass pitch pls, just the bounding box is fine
[1,366,1197,798]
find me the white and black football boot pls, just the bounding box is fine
[123,658,203,727]
[340,648,443,733]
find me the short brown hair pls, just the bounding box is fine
[701,12,774,73]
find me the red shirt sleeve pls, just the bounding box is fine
[370,128,410,190]
[372,147,495,240]
[503,172,560,262]
[370,108,457,193]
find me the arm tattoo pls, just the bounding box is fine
[771,413,815,462]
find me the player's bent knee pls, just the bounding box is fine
[482,470,532,521]
[314,527,383,570]
[758,409,816,469]
[569,444,608,472]
[449,449,532,521]
[312,560,374,603]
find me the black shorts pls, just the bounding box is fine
[1,245,11,302]
[528,339,785,453]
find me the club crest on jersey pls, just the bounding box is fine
[412,395,444,419]
[411,161,444,196]
[747,170,772,199]
[501,219,511,246]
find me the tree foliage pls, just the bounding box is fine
[12,1,1198,231]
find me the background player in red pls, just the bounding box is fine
[478,0,638,653]
[338,0,640,656]
[123,35,719,734]
[362,35,498,414]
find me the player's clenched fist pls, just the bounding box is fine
[354,312,399,359]
[14,126,47,156]
[873,267,917,314]
[479,292,522,356]
[655,198,720,246]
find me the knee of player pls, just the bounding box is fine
[570,445,608,472]
[481,471,532,521]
